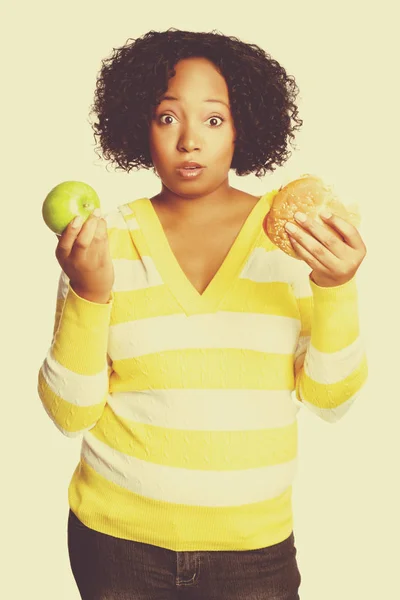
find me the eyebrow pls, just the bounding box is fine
[159,95,229,109]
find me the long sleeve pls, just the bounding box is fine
[291,260,368,423]
[37,268,114,437]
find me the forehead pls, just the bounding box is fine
[162,58,229,102]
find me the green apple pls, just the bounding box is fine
[42,181,101,235]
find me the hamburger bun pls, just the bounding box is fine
[263,174,361,259]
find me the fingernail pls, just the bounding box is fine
[294,211,307,222]
[93,208,102,217]
[71,216,83,228]
[285,222,298,233]
[320,209,332,219]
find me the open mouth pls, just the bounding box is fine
[176,166,205,179]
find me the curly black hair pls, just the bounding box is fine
[89,28,303,178]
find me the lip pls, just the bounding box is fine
[176,166,205,179]
[178,161,204,168]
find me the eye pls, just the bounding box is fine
[159,114,176,125]
[158,114,225,127]
[207,116,224,127]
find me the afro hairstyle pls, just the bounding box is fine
[89,28,303,178]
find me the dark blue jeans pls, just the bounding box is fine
[68,509,301,599]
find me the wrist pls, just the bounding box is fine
[70,283,111,304]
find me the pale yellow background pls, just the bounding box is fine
[2,1,399,598]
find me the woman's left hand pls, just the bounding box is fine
[285,210,367,287]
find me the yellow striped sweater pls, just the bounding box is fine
[37,189,368,551]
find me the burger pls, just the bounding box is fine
[263,174,361,259]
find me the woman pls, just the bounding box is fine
[38,28,368,599]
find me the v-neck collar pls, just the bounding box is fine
[126,190,276,315]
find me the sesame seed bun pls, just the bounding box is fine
[263,174,361,259]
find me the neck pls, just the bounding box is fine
[153,182,237,221]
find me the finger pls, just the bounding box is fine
[73,211,102,251]
[55,215,86,259]
[84,217,110,259]
[92,217,108,242]
[319,212,363,251]
[287,233,333,273]
[292,212,347,260]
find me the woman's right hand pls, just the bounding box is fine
[55,209,115,304]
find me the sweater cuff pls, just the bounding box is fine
[68,282,114,306]
[308,274,359,352]
[309,273,357,304]
[52,283,113,375]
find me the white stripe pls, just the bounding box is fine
[108,309,365,384]
[240,247,291,284]
[117,203,138,217]
[99,205,139,230]
[305,337,366,384]
[125,217,140,231]
[109,243,313,295]
[110,246,312,295]
[113,256,164,292]
[118,204,134,216]
[100,213,312,296]
[55,232,157,300]
[108,311,301,360]
[40,350,109,407]
[108,389,299,431]
[81,432,298,506]
[289,260,313,298]
[240,247,312,298]
[103,209,128,230]
[115,203,140,230]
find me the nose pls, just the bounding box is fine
[178,123,201,153]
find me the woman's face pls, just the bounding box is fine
[148,57,237,199]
